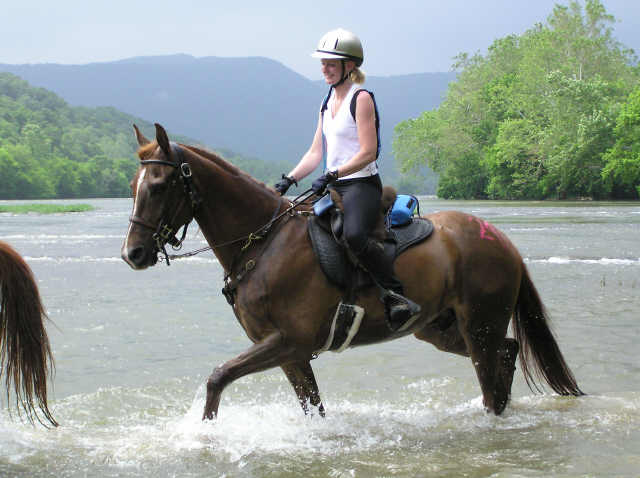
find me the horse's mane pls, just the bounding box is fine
[183,145,241,176]
[183,144,277,194]
[136,141,276,194]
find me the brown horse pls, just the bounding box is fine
[0,240,57,426]
[122,124,583,421]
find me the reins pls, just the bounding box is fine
[165,187,316,262]
[132,139,315,267]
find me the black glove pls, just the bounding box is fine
[274,174,297,196]
[312,170,338,195]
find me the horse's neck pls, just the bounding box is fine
[188,149,283,271]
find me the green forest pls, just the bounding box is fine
[0,73,293,199]
[0,73,138,198]
[393,0,640,200]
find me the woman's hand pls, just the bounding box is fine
[274,174,297,195]
[311,170,338,195]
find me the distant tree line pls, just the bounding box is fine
[0,73,141,198]
[0,72,295,199]
[393,0,640,200]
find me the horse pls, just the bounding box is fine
[121,123,583,421]
[0,240,57,426]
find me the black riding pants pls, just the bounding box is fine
[330,174,382,254]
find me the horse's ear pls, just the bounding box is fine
[155,123,171,156]
[133,124,150,146]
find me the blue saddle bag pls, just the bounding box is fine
[387,194,419,227]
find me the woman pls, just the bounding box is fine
[274,28,419,328]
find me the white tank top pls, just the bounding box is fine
[322,83,378,180]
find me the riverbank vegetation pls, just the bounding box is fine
[0,204,94,213]
[394,0,640,199]
[0,73,148,199]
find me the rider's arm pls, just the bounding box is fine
[287,113,324,182]
[332,92,377,178]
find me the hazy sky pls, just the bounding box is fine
[2,0,638,79]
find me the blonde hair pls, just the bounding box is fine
[350,67,366,84]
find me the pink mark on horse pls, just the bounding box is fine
[469,216,501,242]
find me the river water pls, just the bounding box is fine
[1,198,639,478]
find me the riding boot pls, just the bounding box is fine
[356,239,421,331]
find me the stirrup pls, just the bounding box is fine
[384,290,421,332]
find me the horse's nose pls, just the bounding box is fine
[123,245,147,268]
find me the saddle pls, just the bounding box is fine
[307,189,434,290]
[307,188,433,354]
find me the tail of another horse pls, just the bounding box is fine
[513,264,584,397]
[0,241,58,426]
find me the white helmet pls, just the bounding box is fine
[311,28,364,67]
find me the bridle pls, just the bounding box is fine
[128,143,201,265]
[127,141,319,305]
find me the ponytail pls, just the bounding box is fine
[350,67,366,84]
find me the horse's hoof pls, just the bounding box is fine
[202,411,215,421]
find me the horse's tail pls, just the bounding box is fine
[0,241,58,426]
[513,263,584,396]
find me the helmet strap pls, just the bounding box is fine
[331,60,350,87]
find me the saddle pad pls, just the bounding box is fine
[390,217,434,256]
[307,216,434,288]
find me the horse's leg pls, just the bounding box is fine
[496,338,519,407]
[281,361,325,417]
[417,310,520,413]
[457,301,512,415]
[414,309,469,357]
[203,331,294,420]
